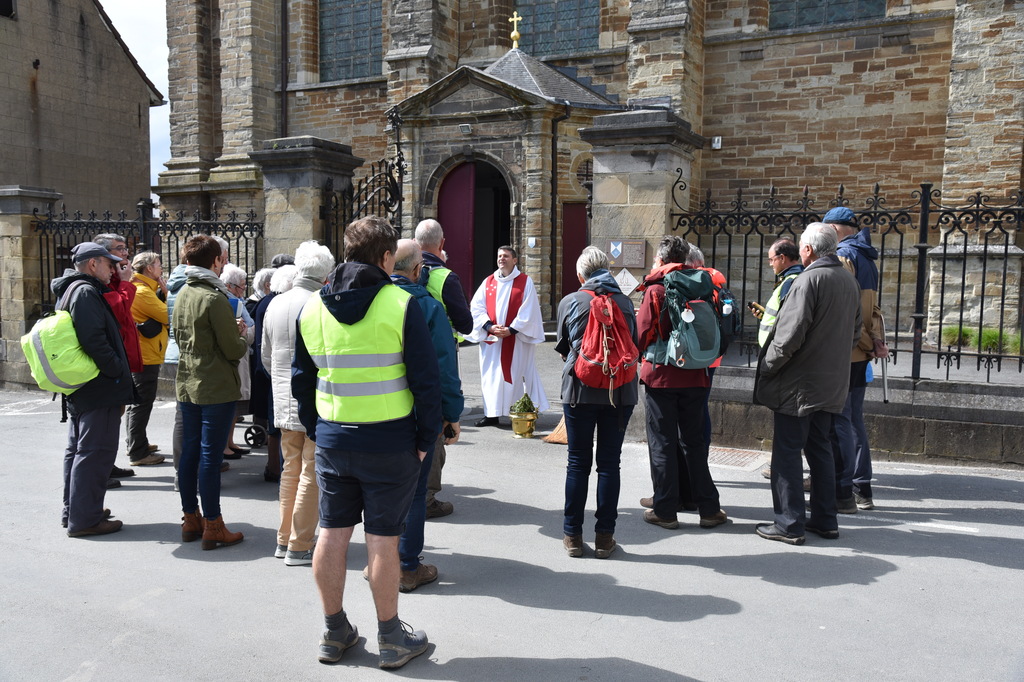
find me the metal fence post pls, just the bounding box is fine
[910,183,932,381]
[136,198,155,252]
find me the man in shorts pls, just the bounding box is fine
[293,216,442,670]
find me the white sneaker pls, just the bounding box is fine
[284,548,314,566]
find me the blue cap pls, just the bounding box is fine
[822,207,857,227]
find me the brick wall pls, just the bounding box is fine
[702,14,954,202]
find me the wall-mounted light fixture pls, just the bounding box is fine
[459,124,472,134]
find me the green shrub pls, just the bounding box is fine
[978,328,1023,354]
[940,326,975,348]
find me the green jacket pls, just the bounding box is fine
[173,269,248,405]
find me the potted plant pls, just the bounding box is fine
[509,392,538,439]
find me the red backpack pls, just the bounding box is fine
[573,290,639,404]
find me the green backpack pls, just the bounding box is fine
[21,280,100,394]
[644,269,722,370]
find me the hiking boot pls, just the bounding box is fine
[148,444,160,453]
[285,548,314,566]
[805,524,840,540]
[181,510,204,542]
[854,492,875,510]
[594,532,616,559]
[318,620,359,664]
[130,453,165,466]
[378,621,428,669]
[643,509,678,530]
[400,564,438,592]
[563,534,583,557]
[201,515,243,550]
[755,523,805,545]
[641,497,693,512]
[699,509,729,528]
[68,519,123,537]
[110,466,135,478]
[425,499,454,519]
[274,544,287,559]
[837,497,859,514]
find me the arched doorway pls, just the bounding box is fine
[436,160,512,299]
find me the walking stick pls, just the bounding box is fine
[881,357,889,404]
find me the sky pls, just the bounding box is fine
[98,0,170,192]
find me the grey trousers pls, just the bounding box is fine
[63,405,121,532]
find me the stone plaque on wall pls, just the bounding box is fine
[608,239,646,268]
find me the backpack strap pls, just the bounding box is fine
[57,279,92,312]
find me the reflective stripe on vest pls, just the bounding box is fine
[758,272,801,347]
[299,285,414,424]
[425,266,464,343]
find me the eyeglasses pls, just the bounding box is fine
[110,244,129,254]
[767,254,782,263]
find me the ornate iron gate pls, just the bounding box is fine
[670,178,1024,382]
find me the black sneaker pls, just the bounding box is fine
[804,524,840,540]
[755,522,805,545]
[318,621,358,664]
[110,466,135,478]
[378,621,428,669]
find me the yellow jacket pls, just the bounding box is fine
[131,272,169,366]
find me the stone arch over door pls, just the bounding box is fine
[428,154,516,297]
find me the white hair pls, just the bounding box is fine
[220,263,247,288]
[684,244,705,268]
[414,219,444,249]
[213,235,229,259]
[294,241,335,282]
[269,264,298,293]
[251,268,274,297]
[800,223,839,258]
[575,246,609,279]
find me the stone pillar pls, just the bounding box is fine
[249,137,364,259]
[580,109,704,440]
[942,0,1024,204]
[384,0,460,104]
[0,186,62,387]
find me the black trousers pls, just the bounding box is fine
[644,386,720,519]
[770,410,838,535]
[125,364,160,461]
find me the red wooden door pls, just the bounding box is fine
[561,202,589,298]
[437,162,476,301]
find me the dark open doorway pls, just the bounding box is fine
[437,160,511,299]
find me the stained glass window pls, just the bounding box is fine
[769,0,885,31]
[319,0,383,81]
[515,0,599,56]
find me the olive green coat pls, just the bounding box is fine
[173,273,248,405]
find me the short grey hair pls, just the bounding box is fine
[220,263,247,288]
[252,268,274,296]
[800,223,839,258]
[269,264,298,293]
[655,235,689,265]
[576,246,609,280]
[294,241,335,282]
[93,233,126,249]
[213,235,229,259]
[414,219,444,249]
[684,243,705,268]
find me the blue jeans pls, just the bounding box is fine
[563,402,634,536]
[178,400,236,520]
[399,442,435,571]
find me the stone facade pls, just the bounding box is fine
[0,0,162,211]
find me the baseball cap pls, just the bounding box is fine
[822,207,857,227]
[71,241,124,264]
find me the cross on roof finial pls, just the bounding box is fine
[509,11,523,49]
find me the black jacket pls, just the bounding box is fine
[51,269,135,413]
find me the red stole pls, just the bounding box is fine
[484,272,527,384]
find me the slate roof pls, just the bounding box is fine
[483,49,620,109]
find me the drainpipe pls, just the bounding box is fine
[279,0,289,137]
[549,99,570,316]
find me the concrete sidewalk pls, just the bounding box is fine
[2,347,1023,681]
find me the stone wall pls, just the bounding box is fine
[0,0,155,211]
[702,11,954,202]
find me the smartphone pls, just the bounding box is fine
[444,423,456,439]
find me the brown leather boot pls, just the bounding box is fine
[201,515,244,550]
[181,510,204,542]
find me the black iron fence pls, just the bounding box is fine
[671,179,1024,382]
[31,201,264,314]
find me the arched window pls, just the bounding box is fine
[769,0,885,31]
[319,0,382,81]
[515,0,599,56]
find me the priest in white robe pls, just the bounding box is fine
[467,246,549,426]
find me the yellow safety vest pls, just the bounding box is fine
[299,284,414,424]
[425,266,464,343]
[758,272,801,347]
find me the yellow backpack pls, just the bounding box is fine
[21,280,100,394]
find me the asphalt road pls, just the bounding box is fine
[1,345,1022,681]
